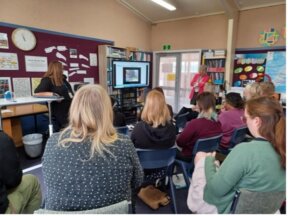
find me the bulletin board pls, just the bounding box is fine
[232,47,286,93]
[0,22,113,97]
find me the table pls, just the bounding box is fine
[2,104,48,146]
[0,96,63,137]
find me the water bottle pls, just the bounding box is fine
[4,91,14,101]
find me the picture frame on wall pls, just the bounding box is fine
[0,77,12,98]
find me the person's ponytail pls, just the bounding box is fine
[274,116,286,168]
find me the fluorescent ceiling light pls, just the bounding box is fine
[151,0,176,11]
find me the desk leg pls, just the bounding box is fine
[47,102,53,136]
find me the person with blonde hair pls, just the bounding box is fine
[131,90,176,149]
[42,84,143,211]
[189,65,210,105]
[34,60,73,131]
[131,90,176,182]
[243,82,261,101]
[193,96,286,213]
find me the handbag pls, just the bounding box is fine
[137,185,170,210]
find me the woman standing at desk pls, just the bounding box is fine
[34,61,73,132]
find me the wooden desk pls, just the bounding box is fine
[0,96,63,136]
[1,104,48,147]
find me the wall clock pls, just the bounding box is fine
[11,28,37,51]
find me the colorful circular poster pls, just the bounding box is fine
[234,67,243,73]
[256,66,264,72]
[244,66,253,72]
[239,74,247,80]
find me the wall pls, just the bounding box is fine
[237,4,286,48]
[151,14,228,51]
[0,0,152,50]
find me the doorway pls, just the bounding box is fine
[155,50,201,112]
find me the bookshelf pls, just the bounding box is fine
[98,45,127,93]
[202,50,226,85]
[98,46,152,123]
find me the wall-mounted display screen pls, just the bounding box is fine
[112,60,149,88]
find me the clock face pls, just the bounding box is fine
[12,28,37,51]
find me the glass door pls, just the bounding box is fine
[155,51,201,112]
[156,53,180,113]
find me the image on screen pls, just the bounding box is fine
[123,67,141,84]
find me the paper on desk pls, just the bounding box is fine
[1,109,13,113]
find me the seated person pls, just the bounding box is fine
[110,96,126,127]
[131,90,176,182]
[42,84,143,211]
[243,82,261,101]
[194,96,285,213]
[218,92,245,150]
[153,87,174,117]
[138,87,173,121]
[176,92,222,162]
[174,105,199,123]
[259,81,277,99]
[0,131,41,214]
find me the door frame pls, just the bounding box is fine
[153,49,202,110]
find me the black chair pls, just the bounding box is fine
[230,189,286,214]
[175,134,222,185]
[136,147,178,213]
[175,112,189,133]
[218,126,248,155]
[115,126,129,135]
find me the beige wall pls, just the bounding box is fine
[237,4,286,48]
[151,5,285,51]
[0,0,152,50]
[151,14,228,51]
[0,1,285,51]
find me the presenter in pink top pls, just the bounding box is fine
[189,65,210,105]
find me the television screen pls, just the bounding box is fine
[112,60,149,89]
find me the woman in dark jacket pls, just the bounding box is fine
[34,61,72,132]
[131,90,176,182]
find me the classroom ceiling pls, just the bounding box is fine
[118,0,285,23]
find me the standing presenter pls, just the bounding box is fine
[189,65,210,105]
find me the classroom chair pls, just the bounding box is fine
[175,112,189,134]
[136,147,178,213]
[175,134,222,186]
[115,126,129,135]
[230,189,286,214]
[218,126,248,155]
[34,200,129,214]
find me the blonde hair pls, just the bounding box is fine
[243,82,261,100]
[259,81,275,97]
[199,65,207,75]
[141,90,171,127]
[44,61,64,86]
[59,84,117,158]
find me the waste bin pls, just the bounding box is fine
[22,133,43,158]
